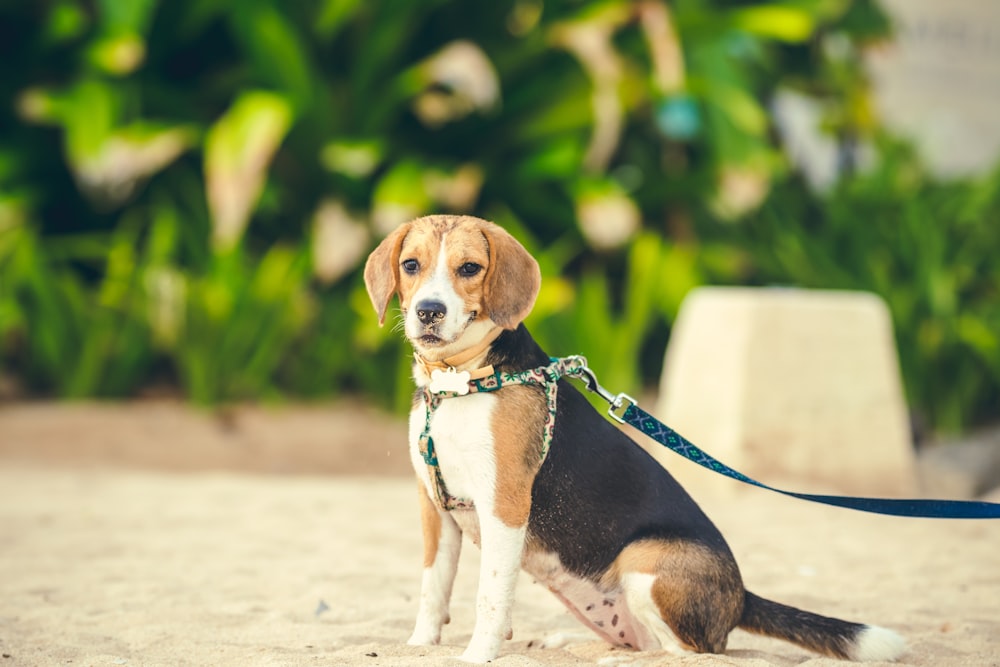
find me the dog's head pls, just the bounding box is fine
[364,215,540,363]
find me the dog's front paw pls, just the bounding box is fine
[407,626,441,646]
[459,634,503,664]
[458,647,496,664]
[408,609,452,646]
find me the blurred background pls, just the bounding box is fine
[1,0,998,441]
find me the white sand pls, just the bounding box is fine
[1,464,998,666]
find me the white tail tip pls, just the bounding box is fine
[850,625,906,662]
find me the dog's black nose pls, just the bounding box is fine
[416,300,447,325]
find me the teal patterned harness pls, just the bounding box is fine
[417,356,588,510]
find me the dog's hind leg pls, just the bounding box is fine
[408,483,463,646]
[610,539,744,655]
[621,572,695,655]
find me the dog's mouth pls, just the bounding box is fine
[410,312,479,349]
[411,324,452,348]
[418,333,444,346]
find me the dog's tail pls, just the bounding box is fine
[739,591,905,661]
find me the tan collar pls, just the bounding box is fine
[413,326,504,380]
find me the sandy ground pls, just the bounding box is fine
[1,401,999,667]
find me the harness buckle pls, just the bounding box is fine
[577,364,638,424]
[607,393,637,424]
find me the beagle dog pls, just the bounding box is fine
[364,214,905,663]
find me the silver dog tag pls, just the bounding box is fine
[429,368,471,395]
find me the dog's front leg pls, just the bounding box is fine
[460,511,527,663]
[409,483,462,646]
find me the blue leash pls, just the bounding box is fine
[568,357,1000,520]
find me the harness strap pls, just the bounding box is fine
[418,357,583,510]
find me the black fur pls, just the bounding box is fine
[485,323,879,659]
[487,325,734,577]
[741,593,866,659]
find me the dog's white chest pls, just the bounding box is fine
[408,391,498,509]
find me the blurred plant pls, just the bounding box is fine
[1,214,154,397]
[175,244,314,404]
[528,230,717,396]
[204,91,293,251]
[3,0,997,436]
[736,139,1000,434]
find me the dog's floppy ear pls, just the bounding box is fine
[482,224,541,330]
[364,223,409,326]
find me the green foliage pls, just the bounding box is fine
[528,230,717,395]
[735,140,1000,433]
[0,0,996,434]
[1,214,153,397]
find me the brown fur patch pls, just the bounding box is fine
[606,539,744,654]
[490,385,548,528]
[417,482,442,568]
[603,540,674,580]
[481,224,541,329]
[363,223,409,325]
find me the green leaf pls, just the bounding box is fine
[730,5,817,42]
[86,0,158,74]
[226,0,316,111]
[371,160,433,232]
[61,79,119,165]
[204,90,294,251]
[705,82,768,136]
[315,0,364,38]
[95,0,158,35]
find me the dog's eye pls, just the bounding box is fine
[458,262,482,277]
[401,259,419,274]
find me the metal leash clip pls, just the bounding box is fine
[576,363,637,424]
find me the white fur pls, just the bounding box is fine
[407,512,462,646]
[408,392,498,502]
[460,517,526,662]
[408,390,529,663]
[620,573,692,655]
[849,625,906,662]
